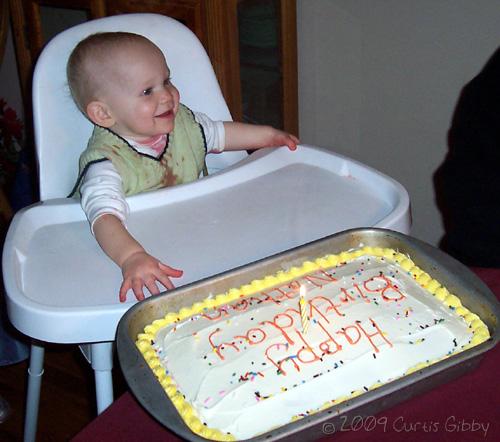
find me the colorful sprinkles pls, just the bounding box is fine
[135,246,490,441]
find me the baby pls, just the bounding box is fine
[67,32,299,302]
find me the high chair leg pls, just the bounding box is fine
[24,343,45,442]
[90,342,114,413]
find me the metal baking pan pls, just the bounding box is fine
[116,228,500,441]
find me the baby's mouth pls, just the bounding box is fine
[155,110,174,119]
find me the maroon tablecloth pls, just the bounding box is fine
[72,268,500,442]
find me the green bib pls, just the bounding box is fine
[71,104,207,197]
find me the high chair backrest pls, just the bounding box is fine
[32,13,246,201]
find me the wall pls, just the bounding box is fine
[297,0,500,245]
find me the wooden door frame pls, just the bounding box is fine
[280,0,298,136]
[8,0,106,109]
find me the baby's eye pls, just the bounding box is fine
[142,87,153,96]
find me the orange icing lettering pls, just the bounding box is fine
[295,332,321,364]
[208,328,240,361]
[353,282,371,303]
[232,299,250,311]
[317,321,343,355]
[302,269,338,287]
[234,327,267,345]
[336,325,362,345]
[357,318,393,353]
[339,287,356,303]
[306,296,330,323]
[265,343,300,376]
[201,309,225,321]
[363,275,405,302]
[309,295,343,322]
[247,292,280,305]
[268,280,300,300]
[261,311,297,345]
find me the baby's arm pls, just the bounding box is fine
[223,122,299,152]
[81,161,182,302]
[92,214,183,302]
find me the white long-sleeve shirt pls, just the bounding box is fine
[80,111,225,233]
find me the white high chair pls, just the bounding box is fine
[7,13,246,442]
[2,12,411,442]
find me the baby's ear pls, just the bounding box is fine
[86,101,115,127]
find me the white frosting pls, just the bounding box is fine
[153,255,474,439]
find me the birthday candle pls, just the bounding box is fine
[299,285,309,334]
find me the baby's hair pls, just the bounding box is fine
[67,32,158,113]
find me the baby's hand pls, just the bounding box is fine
[119,251,183,302]
[268,128,300,151]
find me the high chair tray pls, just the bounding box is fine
[2,146,410,343]
[116,228,499,442]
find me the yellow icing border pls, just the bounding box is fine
[136,246,490,441]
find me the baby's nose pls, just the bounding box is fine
[159,87,172,103]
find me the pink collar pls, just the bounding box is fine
[139,134,167,155]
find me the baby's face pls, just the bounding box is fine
[98,42,180,141]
